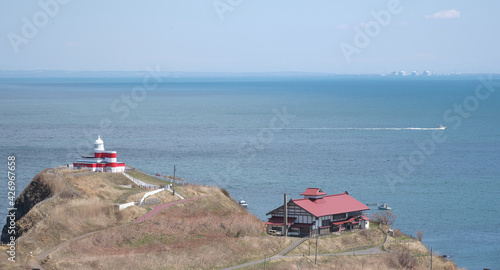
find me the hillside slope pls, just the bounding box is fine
[0,168,287,269]
[1,168,460,270]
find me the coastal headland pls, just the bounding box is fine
[1,167,460,269]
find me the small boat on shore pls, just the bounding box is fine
[378,203,391,210]
[438,124,447,130]
[238,200,248,208]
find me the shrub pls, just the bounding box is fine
[371,211,396,225]
[393,228,404,237]
[220,188,231,198]
[396,248,416,269]
[416,230,424,242]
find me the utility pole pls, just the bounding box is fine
[172,165,176,196]
[430,247,433,270]
[284,193,288,238]
[264,254,266,270]
[308,238,311,256]
[315,234,319,265]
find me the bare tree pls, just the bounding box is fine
[372,211,397,225]
[416,231,424,242]
[396,248,416,269]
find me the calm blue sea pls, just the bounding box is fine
[1,76,499,269]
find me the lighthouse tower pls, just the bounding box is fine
[73,136,125,173]
[94,135,105,152]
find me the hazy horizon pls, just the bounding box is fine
[2,1,499,74]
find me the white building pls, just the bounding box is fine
[73,136,125,173]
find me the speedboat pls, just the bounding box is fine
[438,124,447,130]
[238,200,248,208]
[378,203,391,210]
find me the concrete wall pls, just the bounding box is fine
[118,202,135,211]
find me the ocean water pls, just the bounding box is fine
[1,76,499,269]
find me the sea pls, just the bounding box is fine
[1,75,499,269]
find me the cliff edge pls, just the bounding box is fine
[1,169,56,243]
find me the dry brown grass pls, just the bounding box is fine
[289,228,384,256]
[59,170,123,201]
[242,252,460,270]
[41,170,71,197]
[385,236,429,255]
[174,184,214,199]
[13,169,147,259]
[9,169,463,270]
[127,184,215,205]
[16,195,147,258]
[59,169,152,205]
[44,187,287,269]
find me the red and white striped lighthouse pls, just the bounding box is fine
[73,136,126,173]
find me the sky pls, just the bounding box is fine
[1,0,499,74]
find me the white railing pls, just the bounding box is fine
[122,172,160,189]
[139,188,165,205]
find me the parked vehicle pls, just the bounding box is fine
[268,230,281,236]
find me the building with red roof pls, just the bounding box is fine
[266,188,370,236]
[73,136,125,173]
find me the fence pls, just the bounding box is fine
[122,173,161,189]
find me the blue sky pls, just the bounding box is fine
[1,0,499,74]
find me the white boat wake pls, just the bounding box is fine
[265,127,446,131]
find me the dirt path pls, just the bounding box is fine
[222,242,386,270]
[134,195,206,223]
[34,195,207,269]
[320,243,385,256]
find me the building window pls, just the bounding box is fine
[322,219,330,227]
[333,214,344,221]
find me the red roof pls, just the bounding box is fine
[265,216,296,226]
[359,215,370,221]
[347,217,359,224]
[332,217,358,226]
[300,188,327,197]
[293,192,369,217]
[332,220,347,226]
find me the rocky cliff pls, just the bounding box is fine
[1,170,53,243]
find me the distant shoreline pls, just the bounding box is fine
[1,70,498,79]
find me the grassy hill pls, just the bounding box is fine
[0,168,460,270]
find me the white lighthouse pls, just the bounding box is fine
[73,136,125,173]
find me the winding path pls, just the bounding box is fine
[222,240,386,270]
[33,195,207,269]
[134,195,206,223]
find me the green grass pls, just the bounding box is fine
[370,221,380,229]
[113,188,144,204]
[127,233,176,247]
[126,171,173,186]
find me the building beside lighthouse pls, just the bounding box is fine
[73,136,125,173]
[265,188,370,236]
